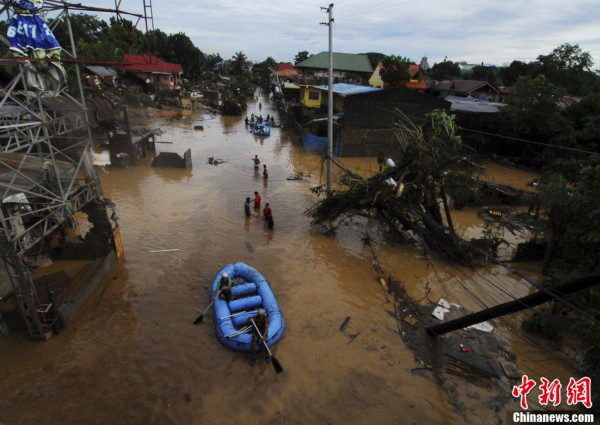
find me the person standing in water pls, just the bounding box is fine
[253,191,261,209]
[263,164,268,179]
[244,197,251,217]
[263,203,274,229]
[253,155,260,169]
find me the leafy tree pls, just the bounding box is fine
[294,50,310,65]
[261,56,278,73]
[165,32,204,79]
[253,56,278,87]
[532,43,597,95]
[231,51,248,76]
[380,55,411,88]
[523,156,600,411]
[499,75,569,157]
[429,60,460,81]
[364,52,387,69]
[470,65,501,86]
[499,60,531,86]
[204,53,223,69]
[562,93,600,152]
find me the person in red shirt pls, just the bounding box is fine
[253,191,261,209]
[263,203,274,229]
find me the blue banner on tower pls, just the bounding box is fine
[7,14,61,55]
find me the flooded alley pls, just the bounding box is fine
[0,96,575,425]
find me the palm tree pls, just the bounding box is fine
[231,51,248,76]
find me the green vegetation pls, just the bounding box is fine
[429,59,461,81]
[523,156,600,410]
[49,14,220,82]
[380,55,412,88]
[294,50,310,65]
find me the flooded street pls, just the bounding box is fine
[0,96,573,424]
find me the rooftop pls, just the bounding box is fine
[445,96,505,113]
[434,80,498,94]
[313,83,382,96]
[121,54,182,74]
[296,52,373,74]
[85,66,118,78]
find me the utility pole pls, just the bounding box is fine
[321,4,334,197]
[426,273,600,337]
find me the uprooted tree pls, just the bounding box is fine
[306,109,486,265]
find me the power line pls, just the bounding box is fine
[346,96,598,155]
[459,126,598,155]
[337,0,420,19]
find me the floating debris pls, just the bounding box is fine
[149,249,181,253]
[339,316,351,332]
[208,157,225,165]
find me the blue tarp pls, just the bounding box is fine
[302,131,340,153]
[303,131,327,148]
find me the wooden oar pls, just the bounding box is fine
[193,291,220,324]
[250,319,283,374]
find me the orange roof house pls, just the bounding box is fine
[121,54,183,89]
[275,63,302,79]
[406,64,426,91]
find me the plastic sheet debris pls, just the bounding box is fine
[432,298,495,333]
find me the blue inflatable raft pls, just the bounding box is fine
[211,262,284,351]
[252,124,270,136]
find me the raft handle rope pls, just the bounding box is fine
[218,310,258,323]
[224,326,252,338]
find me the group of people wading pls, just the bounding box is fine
[245,113,275,128]
[245,155,274,229]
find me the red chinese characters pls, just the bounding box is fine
[512,375,537,409]
[566,377,592,408]
[539,378,562,407]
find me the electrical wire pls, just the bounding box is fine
[345,96,598,155]
[337,0,420,19]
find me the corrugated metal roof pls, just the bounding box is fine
[296,52,373,73]
[434,80,498,94]
[445,96,505,113]
[85,66,118,77]
[40,96,83,112]
[313,83,381,96]
[283,82,300,89]
[86,98,115,123]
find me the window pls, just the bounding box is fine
[308,91,319,100]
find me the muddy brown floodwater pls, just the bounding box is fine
[0,95,575,425]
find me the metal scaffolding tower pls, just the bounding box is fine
[0,0,146,339]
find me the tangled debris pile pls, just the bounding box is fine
[306,110,490,266]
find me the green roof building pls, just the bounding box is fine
[296,52,373,79]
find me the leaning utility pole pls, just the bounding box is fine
[321,3,334,197]
[426,273,600,337]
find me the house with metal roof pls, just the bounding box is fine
[121,54,183,89]
[431,80,499,101]
[295,52,373,81]
[310,83,381,112]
